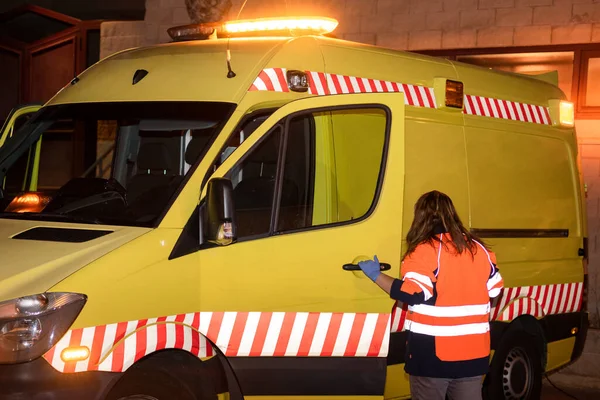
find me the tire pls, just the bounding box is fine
[484,329,543,400]
[105,363,219,400]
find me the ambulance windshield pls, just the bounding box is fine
[0,101,235,227]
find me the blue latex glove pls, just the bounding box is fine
[358,255,381,282]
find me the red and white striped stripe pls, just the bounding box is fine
[43,311,391,373]
[390,302,408,333]
[248,68,437,108]
[391,282,584,333]
[43,282,583,373]
[248,68,553,126]
[490,282,584,322]
[463,94,551,125]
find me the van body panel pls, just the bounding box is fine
[0,219,149,302]
[49,228,188,328]
[47,39,288,105]
[454,61,567,105]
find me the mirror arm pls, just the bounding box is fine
[204,177,237,246]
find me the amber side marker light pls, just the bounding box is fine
[61,346,90,363]
[445,80,464,109]
[433,77,464,111]
[168,16,339,41]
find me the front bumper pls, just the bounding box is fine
[0,357,122,400]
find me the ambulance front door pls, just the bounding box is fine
[198,93,407,399]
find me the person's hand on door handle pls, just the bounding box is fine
[358,255,381,282]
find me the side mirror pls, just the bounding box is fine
[205,177,236,246]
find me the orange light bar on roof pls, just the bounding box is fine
[223,16,339,35]
[168,16,339,41]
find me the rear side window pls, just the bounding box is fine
[224,107,388,240]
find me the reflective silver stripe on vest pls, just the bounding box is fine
[408,303,490,317]
[404,320,490,337]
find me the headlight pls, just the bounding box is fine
[0,292,86,364]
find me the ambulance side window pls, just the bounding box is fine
[223,106,387,240]
[216,114,270,169]
[225,126,282,239]
[276,107,387,232]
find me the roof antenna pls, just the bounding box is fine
[226,47,236,78]
[226,0,250,79]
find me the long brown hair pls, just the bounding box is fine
[403,190,486,260]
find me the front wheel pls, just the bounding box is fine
[484,329,543,400]
[104,354,219,400]
[105,367,198,400]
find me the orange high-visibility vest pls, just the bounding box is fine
[401,234,504,362]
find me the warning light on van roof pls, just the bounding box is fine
[223,16,338,35]
[549,99,575,128]
[559,101,574,127]
[168,16,338,41]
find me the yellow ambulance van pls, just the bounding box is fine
[0,16,588,400]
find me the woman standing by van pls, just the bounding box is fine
[358,191,503,400]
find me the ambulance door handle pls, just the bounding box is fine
[342,263,391,271]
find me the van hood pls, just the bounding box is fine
[0,218,150,302]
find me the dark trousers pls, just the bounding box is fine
[409,375,484,400]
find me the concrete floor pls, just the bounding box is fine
[542,381,600,400]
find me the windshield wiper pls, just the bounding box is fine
[0,212,101,225]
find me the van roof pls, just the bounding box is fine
[48,35,566,109]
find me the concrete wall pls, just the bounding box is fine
[100,21,147,60]
[100,0,189,59]
[226,0,600,50]
[98,0,600,326]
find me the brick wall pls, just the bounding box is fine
[100,21,147,60]
[100,0,189,59]
[136,1,600,50]
[315,0,600,50]
[208,0,600,51]
[145,0,190,44]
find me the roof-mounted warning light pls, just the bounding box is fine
[549,99,575,128]
[168,16,339,41]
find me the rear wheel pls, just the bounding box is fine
[484,329,543,400]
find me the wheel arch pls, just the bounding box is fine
[492,314,548,370]
[43,316,244,398]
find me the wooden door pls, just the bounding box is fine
[0,45,22,126]
[0,5,101,190]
